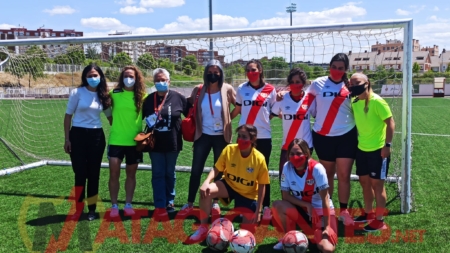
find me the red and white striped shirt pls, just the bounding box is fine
[236,82,277,139]
[307,76,355,136]
[272,93,316,150]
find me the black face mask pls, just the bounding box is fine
[206,73,220,84]
[349,84,367,97]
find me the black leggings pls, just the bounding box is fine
[256,138,272,207]
[69,127,106,212]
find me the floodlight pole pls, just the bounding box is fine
[209,0,214,61]
[286,3,296,69]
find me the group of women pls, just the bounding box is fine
[64,52,394,252]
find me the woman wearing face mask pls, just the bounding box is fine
[64,64,111,221]
[271,68,315,179]
[272,138,337,252]
[230,59,277,220]
[179,60,236,216]
[349,73,394,231]
[108,65,147,218]
[142,68,188,216]
[186,124,270,244]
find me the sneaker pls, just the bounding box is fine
[178,203,194,216]
[364,219,387,232]
[187,225,208,243]
[354,212,375,223]
[124,203,135,216]
[262,206,272,221]
[166,204,176,213]
[87,211,96,221]
[211,203,221,216]
[110,204,119,218]
[338,209,355,226]
[273,240,283,250]
[154,208,168,217]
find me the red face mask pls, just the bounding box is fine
[247,71,260,82]
[289,84,304,94]
[329,68,345,81]
[237,138,251,150]
[290,155,306,168]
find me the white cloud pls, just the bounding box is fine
[133,27,157,34]
[159,14,249,32]
[140,0,185,8]
[433,6,439,11]
[43,6,76,15]
[83,26,156,37]
[80,17,132,30]
[120,6,153,15]
[415,21,450,48]
[395,9,411,16]
[410,5,426,13]
[115,0,136,5]
[251,3,366,27]
[0,23,15,29]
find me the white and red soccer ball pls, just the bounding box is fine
[229,229,256,253]
[206,218,234,251]
[282,230,309,253]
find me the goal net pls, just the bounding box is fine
[0,20,413,213]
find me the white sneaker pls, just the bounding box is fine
[110,204,119,218]
[273,240,283,250]
[124,203,135,216]
[262,206,272,221]
[211,203,221,215]
[178,203,193,216]
[188,225,208,243]
[339,209,355,226]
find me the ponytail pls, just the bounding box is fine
[364,82,372,114]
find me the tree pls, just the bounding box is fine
[182,55,198,71]
[105,68,121,82]
[158,58,175,74]
[412,62,420,74]
[374,65,388,85]
[447,63,450,72]
[137,53,157,70]
[86,45,100,60]
[312,66,325,78]
[183,65,193,75]
[6,55,26,86]
[54,46,85,65]
[22,46,48,88]
[112,52,132,68]
[225,64,245,77]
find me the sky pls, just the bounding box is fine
[1,0,449,51]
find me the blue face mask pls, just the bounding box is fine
[155,82,169,92]
[87,77,100,88]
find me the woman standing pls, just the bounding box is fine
[231,59,277,220]
[108,66,147,217]
[180,60,236,215]
[142,68,188,216]
[349,73,395,231]
[64,64,111,221]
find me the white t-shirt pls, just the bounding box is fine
[307,76,355,136]
[280,161,335,216]
[65,87,104,128]
[201,91,223,135]
[272,93,316,150]
[236,82,277,139]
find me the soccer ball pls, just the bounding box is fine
[282,230,309,253]
[206,218,234,251]
[229,229,256,253]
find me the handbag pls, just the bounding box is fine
[134,92,167,151]
[181,85,202,142]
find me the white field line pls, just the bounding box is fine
[395,132,450,137]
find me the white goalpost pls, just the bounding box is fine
[0,19,413,213]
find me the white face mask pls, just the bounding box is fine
[123,77,135,87]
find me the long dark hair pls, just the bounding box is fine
[80,64,111,109]
[329,53,350,85]
[286,138,311,162]
[246,59,265,87]
[236,124,258,147]
[116,65,146,113]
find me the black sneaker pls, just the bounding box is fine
[166,204,176,213]
[87,211,96,221]
[354,212,375,223]
[364,219,387,232]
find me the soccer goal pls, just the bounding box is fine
[0,19,413,213]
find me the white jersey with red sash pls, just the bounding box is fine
[306,76,355,136]
[236,82,277,138]
[272,92,316,150]
[280,159,334,215]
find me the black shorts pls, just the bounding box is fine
[219,179,257,213]
[312,127,357,162]
[279,148,314,181]
[356,148,390,180]
[107,145,143,165]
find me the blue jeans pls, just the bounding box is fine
[149,151,179,208]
